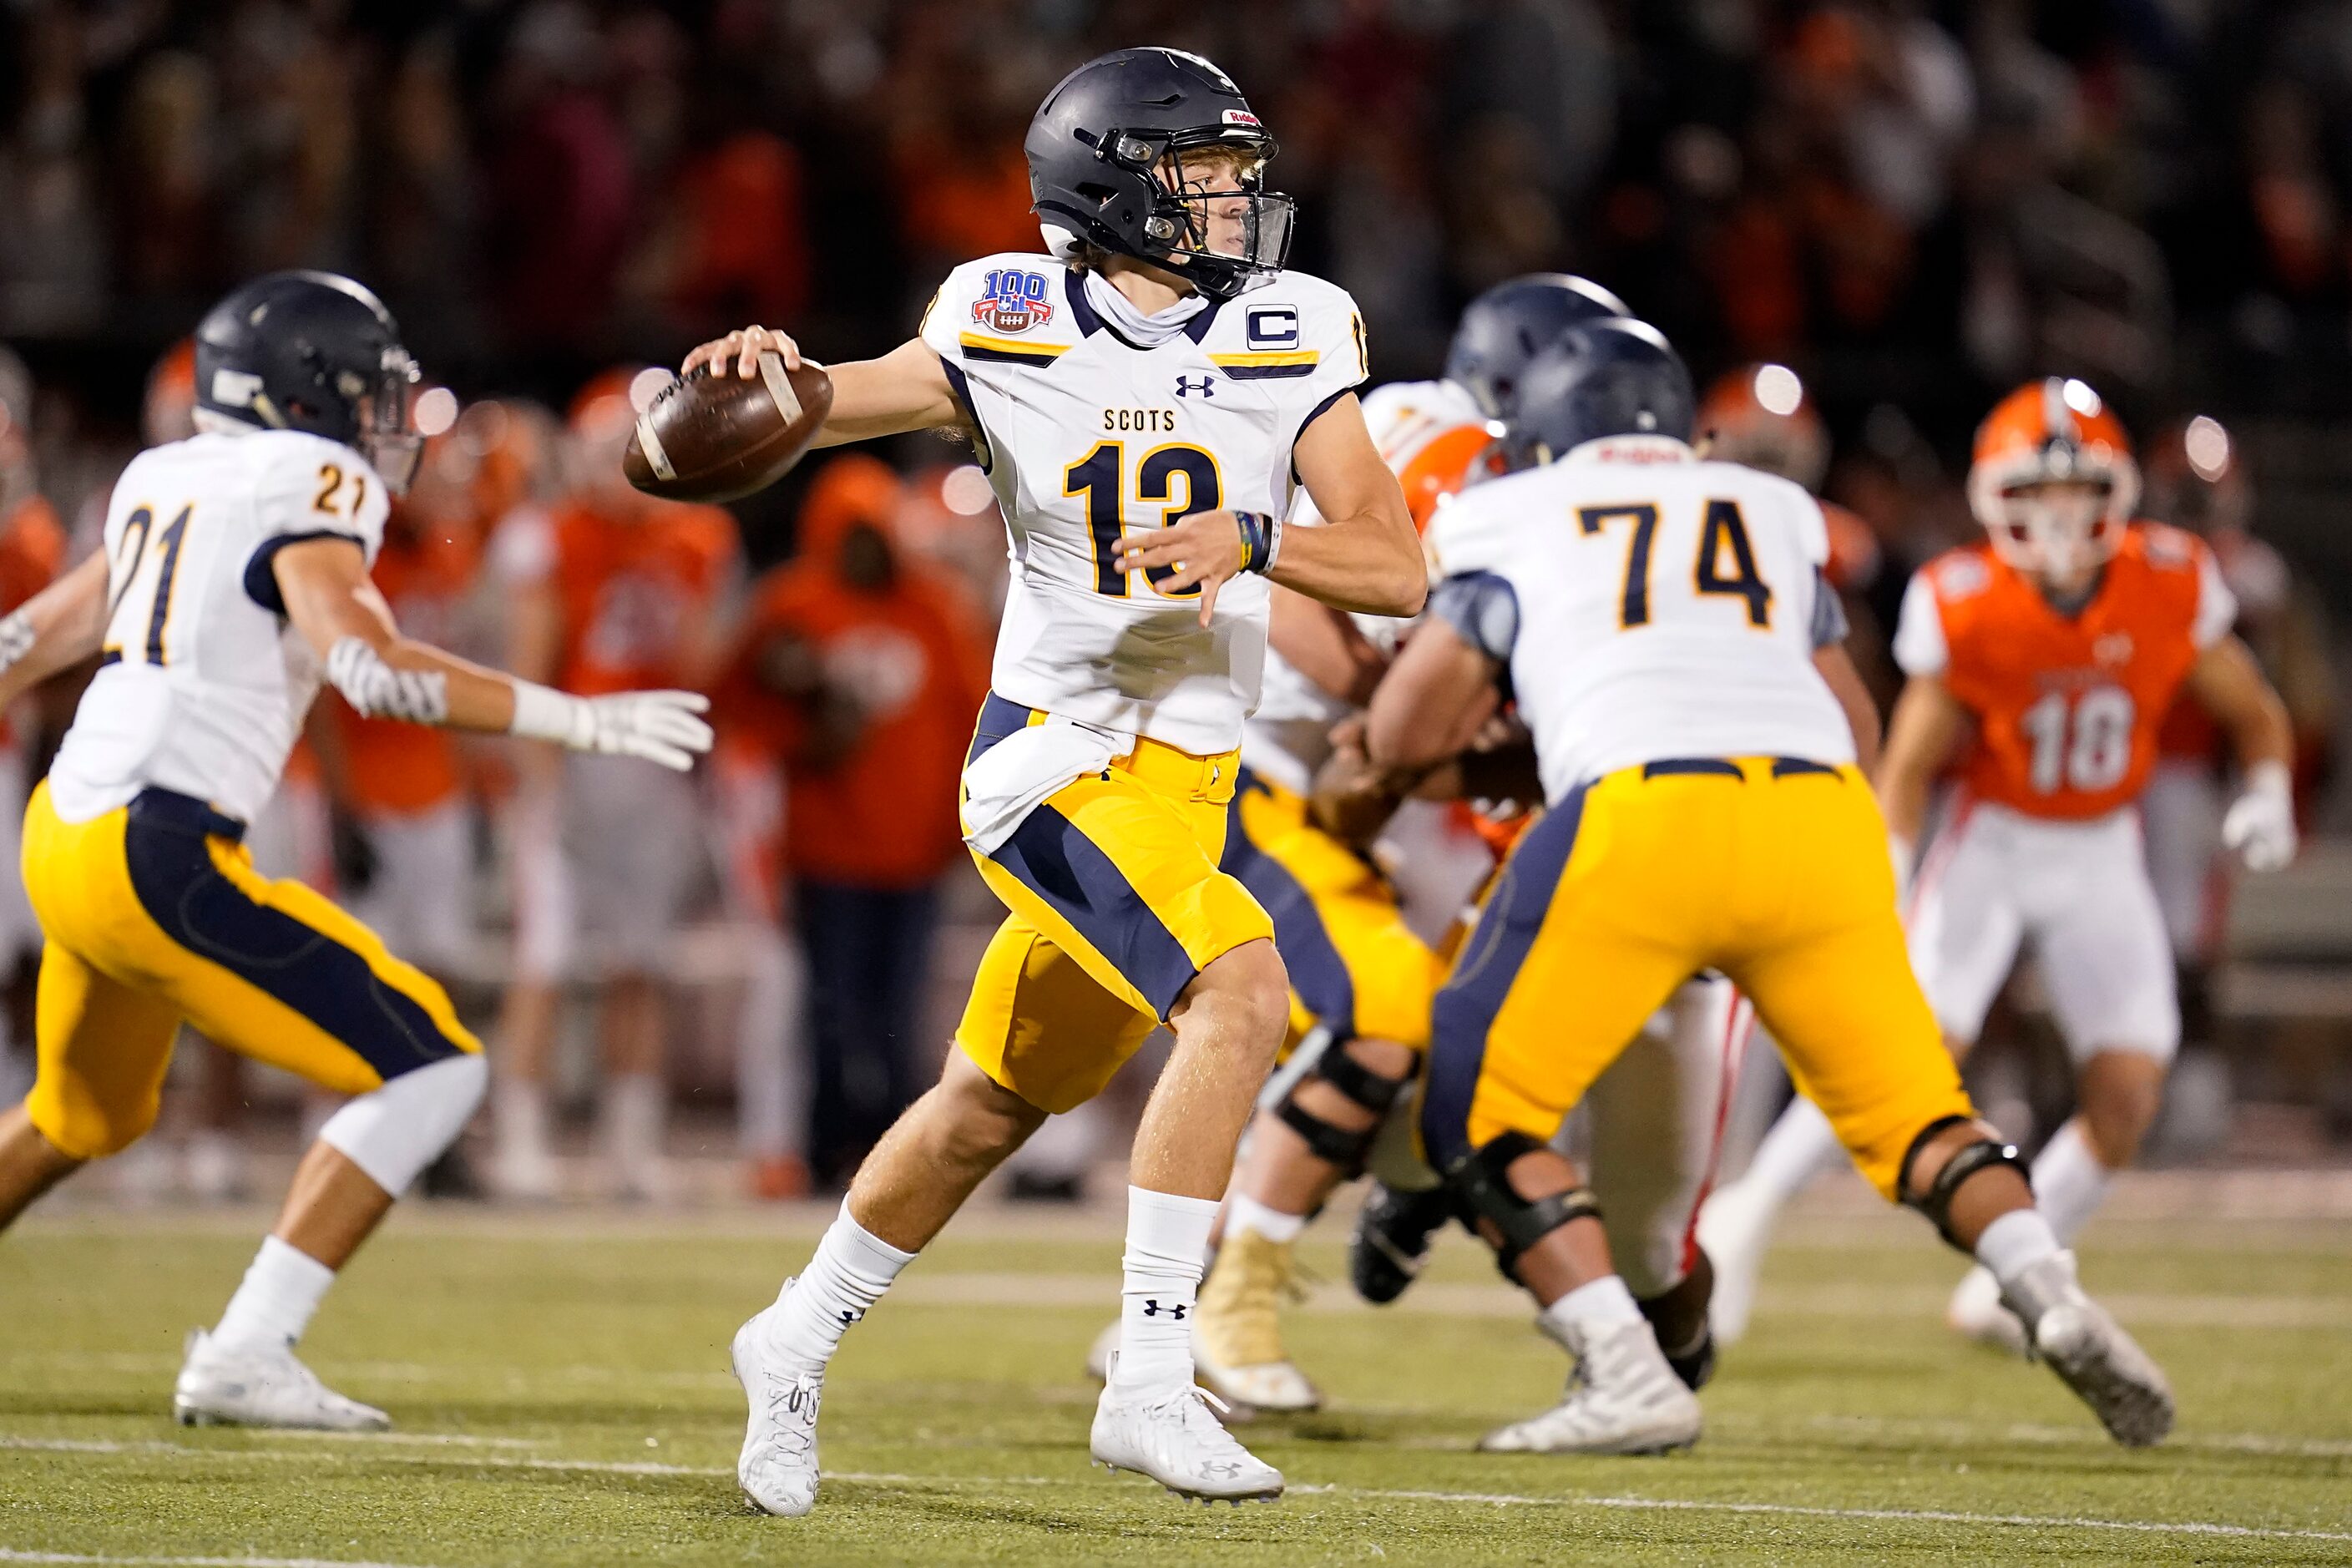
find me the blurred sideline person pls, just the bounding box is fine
[1702,382,2297,1351]
[0,352,65,1109]
[489,369,740,1201]
[0,271,711,1429]
[705,730,811,1200]
[321,461,490,980]
[694,48,1426,1514]
[717,455,989,1190]
[1363,321,2172,1452]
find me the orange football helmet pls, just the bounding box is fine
[1968,377,2140,589]
[1697,362,1828,492]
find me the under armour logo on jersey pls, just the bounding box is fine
[837,1308,861,1326]
[1141,1299,1187,1320]
[1174,375,1216,398]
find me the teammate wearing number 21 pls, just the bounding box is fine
[1702,378,2296,1352]
[0,271,713,1430]
[685,48,1422,1515]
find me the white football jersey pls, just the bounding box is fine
[922,254,1366,756]
[49,429,388,826]
[1247,377,1494,792]
[1426,443,1854,803]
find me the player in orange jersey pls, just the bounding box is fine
[1702,379,2297,1349]
[490,369,741,1200]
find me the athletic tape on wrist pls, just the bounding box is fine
[326,636,448,723]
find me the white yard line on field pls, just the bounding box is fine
[1732,1411,2352,1460]
[1286,1485,2352,1544]
[0,1552,439,1568]
[5,1437,2348,1545]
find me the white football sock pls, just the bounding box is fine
[1109,1186,1220,1395]
[1973,1208,2061,1287]
[212,1234,336,1353]
[766,1203,915,1373]
[2027,1120,2113,1245]
[1540,1273,1645,1333]
[495,1078,552,1162]
[1225,1192,1306,1246]
[1737,1095,1848,1208]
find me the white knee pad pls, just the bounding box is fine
[318,1053,489,1197]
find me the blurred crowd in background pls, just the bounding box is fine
[3,0,2352,1199]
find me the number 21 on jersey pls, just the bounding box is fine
[101,503,192,665]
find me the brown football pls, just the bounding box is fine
[622,353,834,504]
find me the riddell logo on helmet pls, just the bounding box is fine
[1222,109,1261,127]
[974,269,1055,333]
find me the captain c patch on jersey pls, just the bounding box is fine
[973,269,1055,333]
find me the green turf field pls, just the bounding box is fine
[3,1201,2349,1565]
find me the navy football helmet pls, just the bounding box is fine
[1027,48,1293,300]
[1444,274,1630,422]
[193,271,422,490]
[1501,317,1696,470]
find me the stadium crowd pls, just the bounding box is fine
[0,0,2348,1196]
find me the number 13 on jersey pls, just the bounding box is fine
[1065,441,1222,599]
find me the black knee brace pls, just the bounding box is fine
[1899,1115,2031,1248]
[1443,1130,1602,1278]
[1274,1041,1412,1172]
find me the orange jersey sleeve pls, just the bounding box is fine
[1396,422,1499,531]
[1896,526,2228,819]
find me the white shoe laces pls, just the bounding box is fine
[753,1368,819,1467]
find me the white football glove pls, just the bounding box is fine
[510,683,714,772]
[2221,760,2298,873]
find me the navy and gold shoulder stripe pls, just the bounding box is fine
[959,333,1070,367]
[1210,350,1320,382]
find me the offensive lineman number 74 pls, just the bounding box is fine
[1578,499,1774,630]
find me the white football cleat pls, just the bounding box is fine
[1193,1347,1316,1416]
[1191,1230,1321,1414]
[1479,1317,1703,1455]
[1692,1176,1775,1347]
[731,1292,824,1516]
[2004,1252,2174,1448]
[173,1329,389,1431]
[1092,1355,1284,1505]
[1947,1265,2029,1356]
